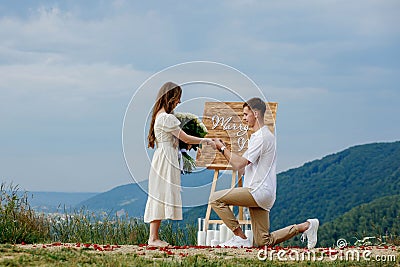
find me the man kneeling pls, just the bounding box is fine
[210,98,319,248]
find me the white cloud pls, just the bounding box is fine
[0,62,145,95]
[0,4,176,66]
[0,62,149,122]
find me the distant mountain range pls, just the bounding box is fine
[74,169,233,217]
[76,181,148,217]
[28,192,98,213]
[28,141,400,247]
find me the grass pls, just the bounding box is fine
[49,210,196,245]
[0,183,50,244]
[49,208,151,245]
[0,245,398,267]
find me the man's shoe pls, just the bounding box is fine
[220,235,252,248]
[301,218,319,249]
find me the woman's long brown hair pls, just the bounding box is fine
[147,82,182,148]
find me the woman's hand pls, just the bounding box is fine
[203,138,216,150]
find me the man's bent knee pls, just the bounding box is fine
[209,191,220,203]
[210,199,227,210]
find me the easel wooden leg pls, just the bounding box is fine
[203,168,251,232]
[229,171,236,211]
[238,174,243,221]
[204,169,219,231]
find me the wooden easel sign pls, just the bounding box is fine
[196,102,278,169]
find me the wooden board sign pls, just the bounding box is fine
[196,102,278,169]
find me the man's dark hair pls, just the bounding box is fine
[243,97,266,116]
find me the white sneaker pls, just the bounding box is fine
[301,218,319,249]
[220,235,252,248]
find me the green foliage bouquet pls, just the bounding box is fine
[174,112,208,174]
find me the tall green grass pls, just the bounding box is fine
[0,182,50,243]
[0,182,196,245]
[50,209,196,245]
[49,208,150,244]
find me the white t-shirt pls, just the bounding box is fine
[242,125,277,211]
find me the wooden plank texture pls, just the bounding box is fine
[196,102,277,168]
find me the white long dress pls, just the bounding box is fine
[144,112,182,223]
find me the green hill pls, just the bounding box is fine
[317,194,400,247]
[270,141,400,230]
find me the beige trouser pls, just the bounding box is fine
[210,187,299,247]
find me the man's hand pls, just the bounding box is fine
[212,138,249,170]
[212,138,225,151]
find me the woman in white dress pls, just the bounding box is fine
[144,82,215,247]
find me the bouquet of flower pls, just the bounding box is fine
[174,112,208,174]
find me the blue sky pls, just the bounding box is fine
[1,1,399,192]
